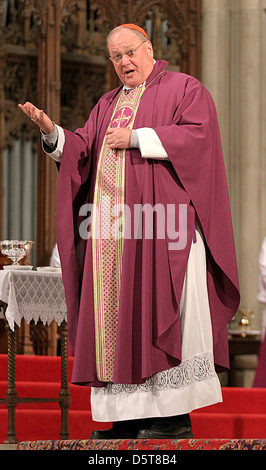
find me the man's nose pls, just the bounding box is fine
[120,54,131,65]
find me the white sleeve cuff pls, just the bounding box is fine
[41,125,65,162]
[130,129,139,148]
[41,123,58,146]
[136,128,169,160]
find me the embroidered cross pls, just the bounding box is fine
[111,107,133,128]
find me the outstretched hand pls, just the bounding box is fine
[18,102,54,135]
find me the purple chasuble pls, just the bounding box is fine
[56,60,240,387]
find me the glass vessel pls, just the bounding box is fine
[0,240,34,265]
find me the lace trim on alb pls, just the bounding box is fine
[94,351,216,396]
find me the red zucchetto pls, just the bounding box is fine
[118,23,149,40]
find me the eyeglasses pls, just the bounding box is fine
[109,41,146,64]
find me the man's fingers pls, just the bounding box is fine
[30,108,39,122]
[18,103,30,116]
[105,128,114,135]
[105,127,131,149]
[105,128,115,145]
[18,102,54,134]
[18,103,44,124]
[18,102,39,118]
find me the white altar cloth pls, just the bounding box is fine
[0,269,67,331]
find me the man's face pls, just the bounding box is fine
[108,29,154,88]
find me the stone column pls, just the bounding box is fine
[237,0,264,327]
[201,0,231,173]
[202,0,266,330]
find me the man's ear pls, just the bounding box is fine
[146,40,154,58]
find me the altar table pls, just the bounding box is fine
[0,268,70,444]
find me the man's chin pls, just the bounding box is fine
[122,72,141,88]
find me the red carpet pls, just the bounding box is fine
[1,354,266,443]
[16,438,266,451]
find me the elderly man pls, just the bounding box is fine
[19,24,240,439]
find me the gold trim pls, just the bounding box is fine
[92,87,145,381]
